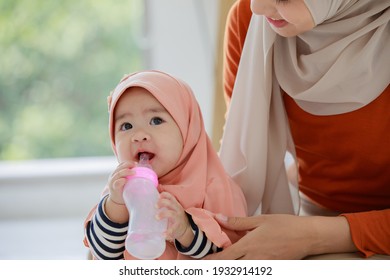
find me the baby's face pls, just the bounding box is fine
[113,87,183,177]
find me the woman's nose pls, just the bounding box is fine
[131,130,150,142]
[251,0,276,16]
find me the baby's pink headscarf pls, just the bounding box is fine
[108,70,247,259]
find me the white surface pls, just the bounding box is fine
[0,218,89,260]
[146,0,218,134]
[0,157,117,260]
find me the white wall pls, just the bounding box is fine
[144,0,219,134]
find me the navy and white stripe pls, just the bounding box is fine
[85,195,128,260]
[175,214,222,259]
[86,196,222,259]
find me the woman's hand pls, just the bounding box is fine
[204,214,356,260]
[157,192,194,247]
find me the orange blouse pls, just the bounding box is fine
[223,0,390,257]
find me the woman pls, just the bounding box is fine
[212,0,390,259]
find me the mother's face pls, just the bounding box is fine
[251,0,315,37]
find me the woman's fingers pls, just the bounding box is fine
[203,239,246,260]
[215,214,265,231]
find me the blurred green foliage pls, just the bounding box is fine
[0,0,144,160]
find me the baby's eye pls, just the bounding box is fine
[120,122,133,131]
[150,117,164,126]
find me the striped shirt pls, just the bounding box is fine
[85,195,222,259]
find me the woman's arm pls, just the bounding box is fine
[205,214,357,259]
[342,209,390,257]
[207,209,390,259]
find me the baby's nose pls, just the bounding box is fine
[131,130,150,142]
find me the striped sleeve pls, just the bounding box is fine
[85,195,128,260]
[174,214,222,259]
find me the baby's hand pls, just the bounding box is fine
[157,192,192,245]
[107,161,136,205]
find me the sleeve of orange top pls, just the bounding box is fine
[223,0,252,107]
[341,209,390,257]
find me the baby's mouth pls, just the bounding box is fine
[137,152,154,162]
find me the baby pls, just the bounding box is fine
[84,70,247,259]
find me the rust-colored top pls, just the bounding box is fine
[223,0,390,257]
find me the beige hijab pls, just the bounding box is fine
[219,0,390,215]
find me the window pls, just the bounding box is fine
[0,0,144,160]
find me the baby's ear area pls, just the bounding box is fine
[107,93,113,113]
[120,73,130,82]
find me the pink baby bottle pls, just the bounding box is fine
[123,153,167,259]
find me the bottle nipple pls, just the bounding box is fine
[138,153,151,168]
[133,153,158,186]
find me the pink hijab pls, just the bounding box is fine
[107,70,247,259]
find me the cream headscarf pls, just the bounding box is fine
[107,70,247,259]
[219,0,390,215]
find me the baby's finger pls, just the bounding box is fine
[110,165,135,182]
[119,161,137,168]
[157,197,181,212]
[112,177,127,191]
[112,161,136,174]
[159,191,177,201]
[156,207,178,221]
[117,168,135,179]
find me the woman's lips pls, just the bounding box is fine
[266,17,288,28]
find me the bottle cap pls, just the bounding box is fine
[126,166,158,186]
[126,153,158,186]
